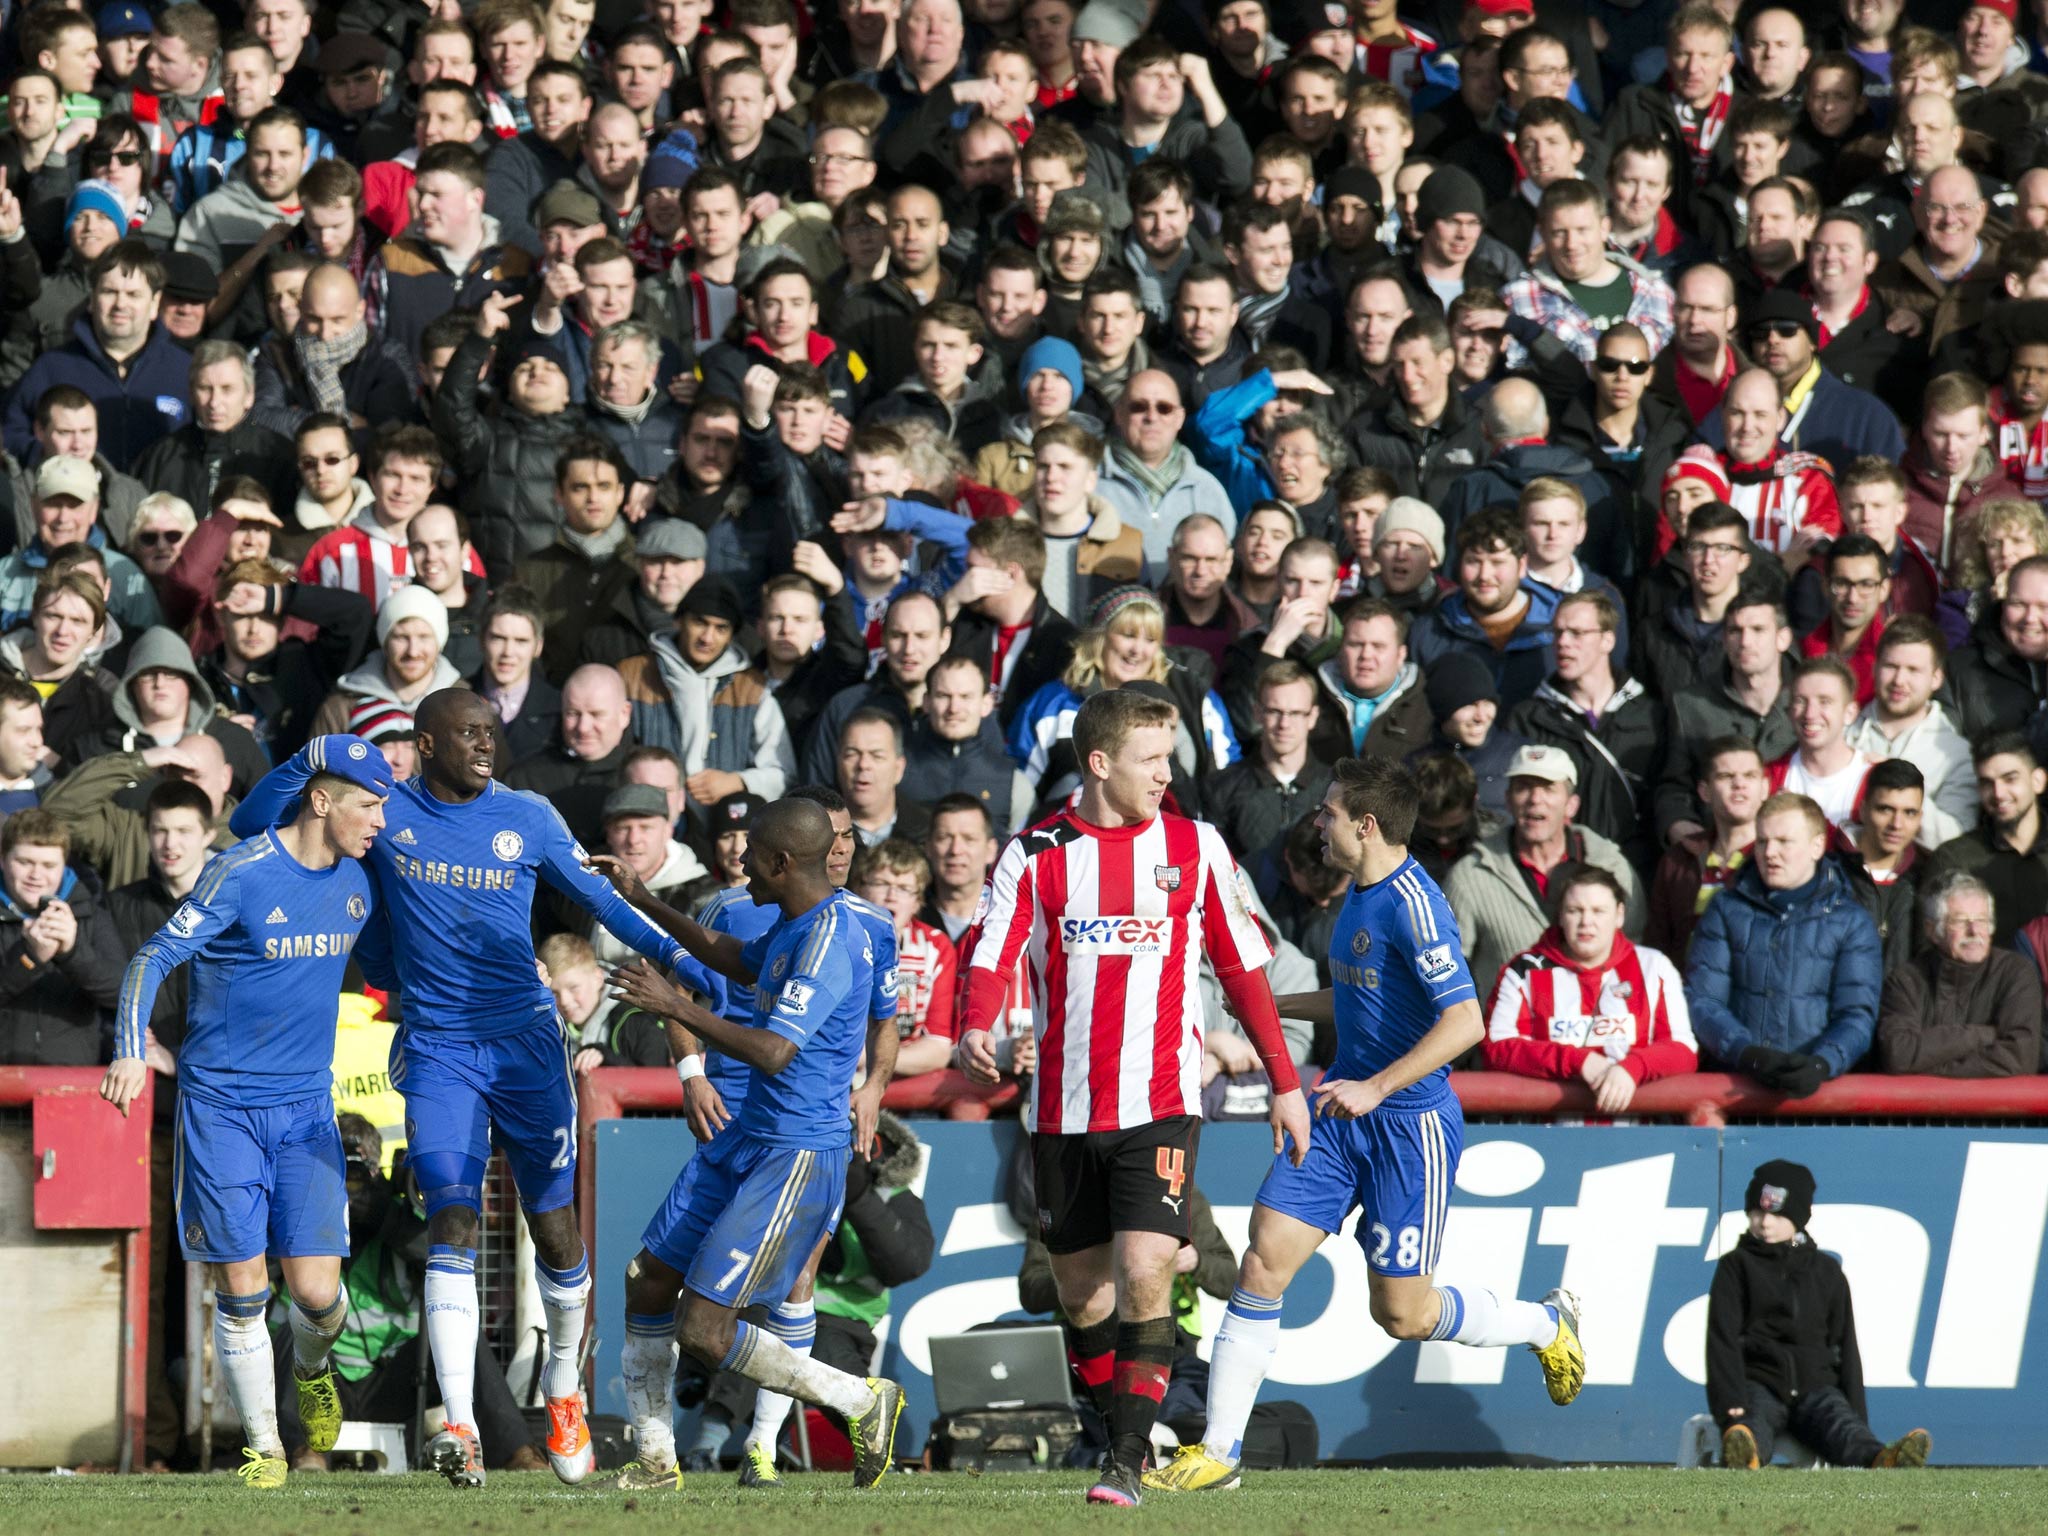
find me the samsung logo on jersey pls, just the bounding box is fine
[390,855,518,891]
[263,932,360,960]
[1059,917,1171,953]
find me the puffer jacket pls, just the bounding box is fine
[1683,860,1883,1076]
[616,636,793,809]
[1306,656,1433,766]
[432,329,593,576]
[0,865,125,1065]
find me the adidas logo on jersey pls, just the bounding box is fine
[266,907,288,924]
[393,828,418,845]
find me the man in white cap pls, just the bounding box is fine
[1443,741,1645,999]
[1368,495,1445,618]
[0,453,161,631]
[309,584,462,736]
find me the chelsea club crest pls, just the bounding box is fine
[492,830,524,861]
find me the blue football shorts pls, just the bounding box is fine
[1254,1093,1464,1277]
[641,1128,849,1309]
[391,1018,578,1215]
[174,1090,347,1264]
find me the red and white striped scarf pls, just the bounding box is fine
[1671,72,1734,172]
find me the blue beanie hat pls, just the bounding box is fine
[644,128,700,192]
[307,733,397,798]
[65,179,129,239]
[1019,335,1084,405]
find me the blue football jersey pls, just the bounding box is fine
[231,739,725,1037]
[118,831,374,1107]
[734,889,875,1150]
[1327,857,1476,1109]
[697,883,780,1109]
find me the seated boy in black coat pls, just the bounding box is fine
[1708,1159,1931,1470]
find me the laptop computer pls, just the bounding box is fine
[928,1326,1076,1415]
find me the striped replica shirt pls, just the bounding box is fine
[963,810,1272,1134]
[893,916,957,1041]
[1481,930,1698,1083]
[298,509,489,610]
[1721,450,1842,556]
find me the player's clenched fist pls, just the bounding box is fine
[957,1027,1000,1084]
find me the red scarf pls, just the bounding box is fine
[1673,345,1737,426]
[1670,73,1733,172]
[744,329,838,367]
[1991,385,2048,498]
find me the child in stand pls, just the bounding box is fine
[1708,1160,1932,1471]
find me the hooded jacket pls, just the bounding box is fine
[172,170,303,273]
[1707,1230,1865,1426]
[1408,581,1561,712]
[1444,823,1646,1005]
[97,625,268,792]
[308,650,464,738]
[0,864,125,1065]
[1481,927,1698,1083]
[1684,859,1883,1075]
[616,635,794,804]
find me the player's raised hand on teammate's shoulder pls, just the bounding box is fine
[590,853,651,907]
[1272,1086,1311,1165]
[1310,1076,1384,1121]
[958,1027,1000,1084]
[609,958,685,1019]
[99,1057,148,1117]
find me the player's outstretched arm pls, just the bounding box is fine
[586,853,754,985]
[610,960,800,1075]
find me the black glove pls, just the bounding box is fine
[1775,1054,1830,1099]
[1736,1045,1791,1084]
[843,1149,875,1207]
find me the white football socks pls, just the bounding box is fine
[724,1319,874,1419]
[425,1245,480,1428]
[622,1312,681,1471]
[745,1299,815,1454]
[1432,1286,1559,1348]
[535,1253,592,1402]
[288,1292,348,1375]
[216,1288,282,1456]
[1202,1288,1282,1462]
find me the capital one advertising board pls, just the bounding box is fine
[591,1123,2048,1464]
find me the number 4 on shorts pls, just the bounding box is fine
[1155,1147,1186,1198]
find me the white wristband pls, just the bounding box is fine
[676,1055,705,1084]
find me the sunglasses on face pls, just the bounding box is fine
[134,529,182,547]
[1594,356,1652,375]
[1748,321,1806,341]
[298,452,353,469]
[1124,400,1179,415]
[93,148,143,168]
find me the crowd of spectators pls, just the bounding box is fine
[13,0,2048,1470]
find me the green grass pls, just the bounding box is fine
[8,1468,2048,1536]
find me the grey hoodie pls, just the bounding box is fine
[112,626,218,744]
[309,651,464,738]
[174,169,300,274]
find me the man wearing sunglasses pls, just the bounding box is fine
[1698,289,1903,479]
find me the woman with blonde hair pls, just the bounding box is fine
[1947,497,2048,643]
[1008,584,1238,816]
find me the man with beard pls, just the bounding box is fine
[1922,731,2048,947]
[1408,507,1559,712]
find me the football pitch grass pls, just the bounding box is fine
[9,1467,2048,1536]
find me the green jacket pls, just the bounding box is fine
[43,749,238,890]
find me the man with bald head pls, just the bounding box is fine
[45,728,241,888]
[1653,263,1743,426]
[252,262,419,435]
[1709,368,1841,568]
[835,183,955,394]
[505,662,637,844]
[1873,163,2008,364]
[1095,369,1237,566]
[580,103,647,230]
[1437,378,1633,581]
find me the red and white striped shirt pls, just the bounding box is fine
[299,511,486,610]
[1359,24,1437,100]
[1722,451,1841,555]
[894,917,957,1041]
[1480,931,1698,1083]
[964,810,1272,1134]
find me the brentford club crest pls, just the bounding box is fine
[1154,865,1182,892]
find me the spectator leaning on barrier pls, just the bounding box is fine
[1876,871,2044,1078]
[1445,742,1646,1003]
[1482,866,1699,1112]
[1685,790,1884,1097]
